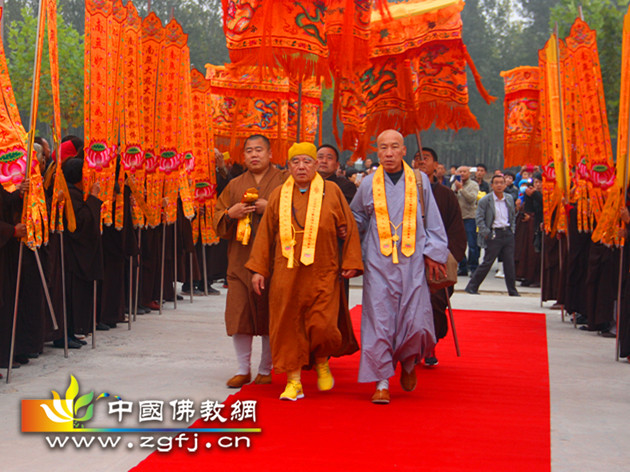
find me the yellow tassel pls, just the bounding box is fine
[392,241,399,264]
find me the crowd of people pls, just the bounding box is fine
[1,129,628,398]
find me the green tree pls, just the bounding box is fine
[551,0,629,141]
[6,5,84,135]
[132,0,228,69]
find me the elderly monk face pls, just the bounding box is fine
[243,137,271,174]
[377,130,406,173]
[317,146,338,178]
[289,154,318,188]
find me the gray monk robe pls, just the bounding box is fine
[351,170,448,382]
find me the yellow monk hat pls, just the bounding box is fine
[288,142,317,160]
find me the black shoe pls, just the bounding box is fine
[14,355,30,364]
[424,356,439,367]
[509,292,521,297]
[520,281,531,287]
[575,313,587,325]
[600,331,617,338]
[105,322,118,329]
[137,305,151,314]
[464,287,479,295]
[53,338,82,349]
[25,352,40,359]
[207,286,220,296]
[457,270,468,276]
[96,322,110,331]
[70,335,88,346]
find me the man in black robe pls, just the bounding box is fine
[317,144,357,205]
[61,159,104,341]
[417,147,467,366]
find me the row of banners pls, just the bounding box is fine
[502,11,630,246]
[0,0,493,251]
[4,0,628,251]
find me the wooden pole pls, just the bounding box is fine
[134,228,142,321]
[445,288,461,356]
[59,231,69,358]
[173,223,177,309]
[128,257,133,330]
[159,223,165,315]
[202,244,208,296]
[189,252,194,303]
[296,82,303,142]
[615,98,630,361]
[539,230,545,308]
[92,280,97,349]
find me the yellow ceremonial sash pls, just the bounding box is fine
[372,162,417,264]
[279,173,324,268]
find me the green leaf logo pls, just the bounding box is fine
[39,375,120,429]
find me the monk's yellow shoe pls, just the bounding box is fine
[253,373,272,385]
[226,373,251,388]
[279,380,304,401]
[314,360,334,391]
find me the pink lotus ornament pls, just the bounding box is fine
[121,145,144,172]
[145,150,160,174]
[542,159,556,182]
[184,151,195,173]
[85,141,113,171]
[589,163,615,189]
[159,149,183,175]
[0,146,28,185]
[194,181,217,203]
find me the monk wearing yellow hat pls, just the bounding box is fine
[246,142,363,401]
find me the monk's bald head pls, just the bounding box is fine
[376,129,406,173]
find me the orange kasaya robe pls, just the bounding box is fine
[213,166,287,336]
[246,180,363,373]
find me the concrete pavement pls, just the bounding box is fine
[1,265,628,471]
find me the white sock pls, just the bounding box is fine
[232,334,253,375]
[376,379,389,391]
[257,335,273,375]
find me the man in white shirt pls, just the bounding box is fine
[464,175,519,296]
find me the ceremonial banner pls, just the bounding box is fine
[222,0,330,83]
[334,0,494,157]
[191,69,219,246]
[0,6,48,248]
[288,78,322,145]
[324,0,372,78]
[141,12,164,228]
[208,64,290,164]
[539,35,568,236]
[562,18,614,233]
[47,0,75,234]
[84,0,124,227]
[156,19,193,224]
[500,66,541,169]
[593,6,630,247]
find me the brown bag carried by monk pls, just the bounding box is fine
[414,169,458,293]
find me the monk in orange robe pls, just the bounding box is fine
[246,142,363,401]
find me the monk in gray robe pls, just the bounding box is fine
[351,130,448,404]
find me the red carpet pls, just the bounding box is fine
[132,307,550,472]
